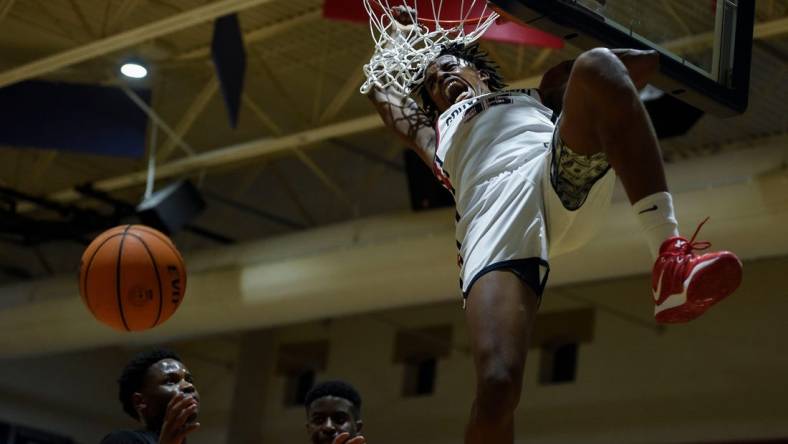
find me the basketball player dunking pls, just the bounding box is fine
[367,7,743,444]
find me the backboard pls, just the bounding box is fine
[489,0,755,116]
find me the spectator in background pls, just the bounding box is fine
[100,349,199,444]
[305,380,366,444]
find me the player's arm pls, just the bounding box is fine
[367,84,436,167]
[538,48,659,114]
[365,4,437,167]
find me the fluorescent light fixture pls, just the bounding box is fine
[120,63,148,79]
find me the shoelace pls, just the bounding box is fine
[683,217,712,253]
[662,217,712,257]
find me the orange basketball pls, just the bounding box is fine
[79,225,187,331]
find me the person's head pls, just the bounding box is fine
[117,348,199,432]
[304,380,363,444]
[415,43,506,122]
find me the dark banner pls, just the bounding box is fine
[0,80,150,157]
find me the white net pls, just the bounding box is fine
[360,0,498,95]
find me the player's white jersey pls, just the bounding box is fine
[434,89,554,197]
[433,89,614,295]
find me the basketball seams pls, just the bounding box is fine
[132,225,187,276]
[81,233,125,319]
[131,225,177,250]
[126,232,165,329]
[131,226,187,298]
[116,225,132,332]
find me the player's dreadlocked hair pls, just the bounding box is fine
[304,379,363,419]
[118,348,182,420]
[413,42,507,122]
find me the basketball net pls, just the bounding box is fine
[360,0,498,95]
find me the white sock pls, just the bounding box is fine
[633,191,679,259]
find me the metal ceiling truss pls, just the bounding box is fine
[103,0,140,36]
[0,183,233,246]
[158,76,219,162]
[7,14,788,214]
[0,0,274,88]
[0,0,15,23]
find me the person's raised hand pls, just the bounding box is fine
[390,4,420,32]
[332,432,367,444]
[158,393,200,444]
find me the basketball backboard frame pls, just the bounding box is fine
[489,0,755,116]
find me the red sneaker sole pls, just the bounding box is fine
[655,253,742,324]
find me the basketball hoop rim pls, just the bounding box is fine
[417,14,496,26]
[366,0,497,28]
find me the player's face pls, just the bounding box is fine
[424,54,490,113]
[306,396,362,444]
[136,359,200,430]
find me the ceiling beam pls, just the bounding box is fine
[30,0,85,43]
[310,48,328,124]
[26,114,383,209]
[120,85,196,157]
[242,93,283,135]
[0,0,273,89]
[292,147,355,213]
[67,0,98,39]
[0,0,15,23]
[271,163,316,227]
[237,95,319,225]
[17,17,788,210]
[244,91,355,213]
[158,77,219,162]
[103,0,139,35]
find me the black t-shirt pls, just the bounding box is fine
[100,429,158,444]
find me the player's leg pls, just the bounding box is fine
[553,47,676,255]
[554,47,741,323]
[558,48,666,206]
[464,271,538,444]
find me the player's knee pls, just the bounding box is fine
[573,48,626,82]
[476,362,523,419]
[573,48,638,106]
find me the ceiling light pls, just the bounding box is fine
[120,63,148,79]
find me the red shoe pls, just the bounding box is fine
[652,218,742,324]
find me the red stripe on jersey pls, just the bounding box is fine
[432,121,455,194]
